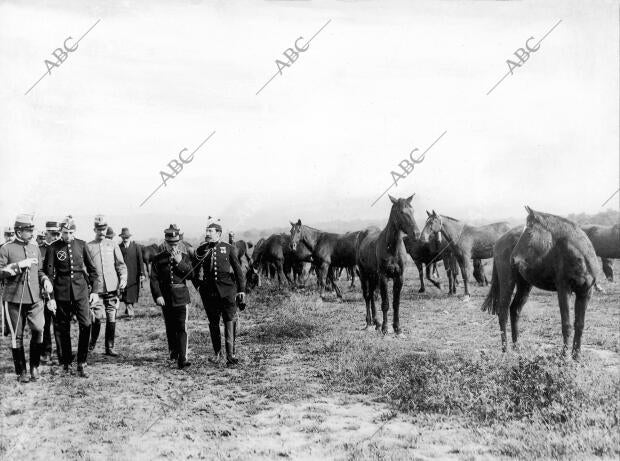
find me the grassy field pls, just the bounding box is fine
[1,260,619,460]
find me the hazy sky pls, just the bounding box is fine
[1,0,618,238]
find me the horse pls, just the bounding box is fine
[421,211,511,299]
[402,236,443,293]
[482,207,600,359]
[289,223,363,299]
[581,224,620,282]
[356,194,420,335]
[141,243,161,277]
[473,259,489,285]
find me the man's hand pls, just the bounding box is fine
[119,279,127,290]
[43,279,53,294]
[47,299,57,315]
[17,258,38,269]
[156,296,165,307]
[139,275,146,283]
[89,293,99,305]
[171,248,182,264]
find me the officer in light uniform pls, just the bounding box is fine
[44,216,100,377]
[39,220,62,363]
[0,214,54,382]
[87,215,127,357]
[194,221,246,366]
[149,224,193,369]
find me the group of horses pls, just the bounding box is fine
[137,199,618,360]
[247,195,618,360]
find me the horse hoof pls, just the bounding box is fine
[418,288,425,293]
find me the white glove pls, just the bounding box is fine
[156,296,165,307]
[89,293,99,305]
[47,299,57,315]
[43,279,53,294]
[17,258,38,269]
[119,279,127,290]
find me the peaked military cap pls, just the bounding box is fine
[164,224,181,242]
[14,214,35,230]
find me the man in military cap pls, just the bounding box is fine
[2,226,15,245]
[0,214,54,382]
[106,227,115,240]
[36,231,46,246]
[39,220,62,363]
[87,215,127,357]
[194,220,246,366]
[150,224,193,369]
[44,216,100,377]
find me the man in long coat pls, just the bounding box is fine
[118,227,144,317]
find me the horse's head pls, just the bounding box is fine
[420,210,444,246]
[289,219,303,250]
[246,264,260,290]
[388,194,420,240]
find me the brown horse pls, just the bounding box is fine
[581,224,620,282]
[421,211,511,299]
[482,207,600,359]
[402,236,443,293]
[251,233,312,288]
[289,223,362,299]
[357,195,420,336]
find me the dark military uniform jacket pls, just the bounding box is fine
[150,250,193,307]
[193,241,245,300]
[44,238,100,302]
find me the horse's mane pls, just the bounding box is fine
[532,211,579,236]
[441,215,460,222]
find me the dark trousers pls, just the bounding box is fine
[42,303,61,359]
[54,295,91,365]
[199,288,237,355]
[162,304,188,362]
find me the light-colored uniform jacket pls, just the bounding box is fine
[0,239,50,303]
[87,239,127,294]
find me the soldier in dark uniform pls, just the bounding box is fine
[149,224,193,369]
[44,216,100,377]
[193,221,245,366]
[39,221,61,363]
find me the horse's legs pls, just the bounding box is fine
[318,262,331,297]
[360,273,372,328]
[457,253,472,298]
[328,265,344,300]
[417,262,425,293]
[556,284,572,357]
[425,264,441,290]
[497,267,516,353]
[572,288,591,360]
[509,277,532,349]
[393,274,403,336]
[601,258,614,282]
[350,266,356,288]
[379,276,389,334]
[370,277,379,328]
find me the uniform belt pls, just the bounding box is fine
[171,283,186,288]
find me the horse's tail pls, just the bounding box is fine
[481,260,499,315]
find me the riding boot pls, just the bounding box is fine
[89,319,101,351]
[232,320,238,357]
[224,321,238,365]
[77,323,91,365]
[177,330,190,369]
[29,341,41,381]
[105,322,118,357]
[12,348,29,383]
[208,323,222,363]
